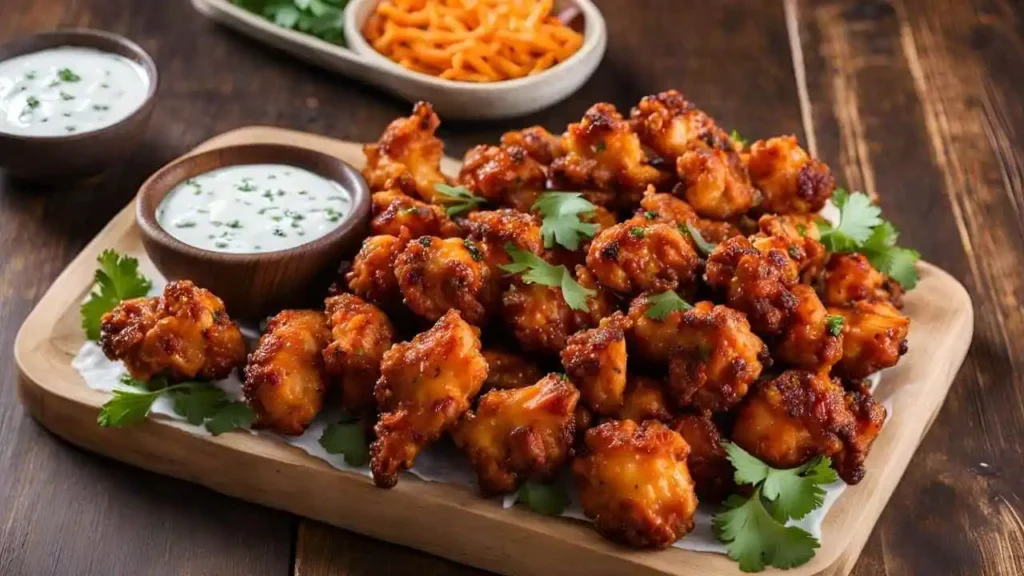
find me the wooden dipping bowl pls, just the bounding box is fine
[135,143,371,319]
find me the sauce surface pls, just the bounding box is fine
[157,164,353,254]
[0,46,150,137]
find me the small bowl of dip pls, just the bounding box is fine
[0,29,158,183]
[136,143,371,319]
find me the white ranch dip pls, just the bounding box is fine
[0,46,150,137]
[156,164,353,253]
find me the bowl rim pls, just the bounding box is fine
[342,0,606,90]
[0,28,160,144]
[135,142,372,265]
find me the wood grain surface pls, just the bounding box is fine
[0,1,1019,576]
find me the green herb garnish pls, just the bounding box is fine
[319,416,370,466]
[644,290,693,320]
[499,244,595,312]
[532,192,598,251]
[57,68,81,82]
[434,183,485,216]
[80,250,153,341]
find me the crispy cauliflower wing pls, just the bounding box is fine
[243,310,330,435]
[452,373,579,495]
[362,102,449,202]
[704,235,799,335]
[819,252,901,307]
[671,413,735,503]
[751,214,827,282]
[395,235,496,325]
[461,208,544,271]
[323,294,395,412]
[586,217,701,295]
[628,90,735,161]
[618,375,673,423]
[500,125,565,165]
[731,370,860,480]
[834,382,887,484]
[370,189,461,238]
[666,302,768,413]
[99,280,246,382]
[746,135,834,214]
[830,300,910,380]
[482,349,544,391]
[675,145,758,219]
[346,234,407,306]
[561,312,631,415]
[626,291,686,364]
[371,310,488,488]
[638,187,743,249]
[458,145,547,205]
[774,285,844,372]
[573,419,698,549]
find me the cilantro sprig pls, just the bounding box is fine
[515,480,568,516]
[644,290,693,320]
[80,249,153,340]
[434,183,486,216]
[532,192,598,251]
[98,375,254,435]
[729,129,749,148]
[681,221,716,256]
[713,443,838,572]
[817,189,921,288]
[499,244,595,312]
[231,0,348,44]
[319,415,370,466]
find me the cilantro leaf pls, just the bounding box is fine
[713,488,819,572]
[532,192,598,251]
[826,314,844,336]
[516,481,568,516]
[499,244,595,312]
[97,381,193,428]
[169,385,227,426]
[681,222,716,256]
[723,442,771,486]
[818,189,882,252]
[80,249,153,340]
[205,402,255,436]
[644,290,693,321]
[730,129,749,148]
[433,183,485,216]
[859,222,921,289]
[761,456,838,522]
[232,0,348,44]
[319,418,370,466]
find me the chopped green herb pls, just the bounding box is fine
[272,228,287,237]
[324,207,342,222]
[237,181,257,192]
[463,239,483,262]
[230,0,348,45]
[516,481,568,516]
[729,129,749,148]
[59,91,75,101]
[214,241,229,249]
[175,220,197,228]
[826,315,844,336]
[644,290,693,320]
[25,71,36,80]
[644,210,659,220]
[57,68,81,82]
[434,183,485,216]
[629,226,645,239]
[592,140,606,153]
[92,104,110,111]
[23,96,40,114]
[682,222,716,256]
[226,220,243,229]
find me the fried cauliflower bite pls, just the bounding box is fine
[501,265,615,355]
[395,236,496,325]
[626,291,685,364]
[500,125,564,165]
[371,310,488,488]
[832,382,887,484]
[362,102,449,202]
[618,375,673,423]
[638,187,743,247]
[370,189,461,238]
[830,300,910,380]
[550,103,665,209]
[819,252,901,307]
[482,349,544,391]
[243,310,330,435]
[461,208,544,271]
[704,236,799,335]
[774,285,844,372]
[731,370,859,478]
[628,90,735,161]
[452,373,579,495]
[457,145,547,205]
[573,419,698,549]
[99,280,246,382]
[322,294,395,412]
[586,217,701,295]
[750,214,827,281]
[746,135,834,214]
[666,302,768,413]
[561,313,631,415]
[346,234,407,306]
[671,413,735,503]
[675,145,759,220]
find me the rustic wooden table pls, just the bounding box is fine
[1,1,1021,574]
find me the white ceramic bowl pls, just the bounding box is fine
[192,0,606,120]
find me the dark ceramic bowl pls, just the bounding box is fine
[0,29,158,183]
[136,143,371,319]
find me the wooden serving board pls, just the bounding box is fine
[14,126,974,576]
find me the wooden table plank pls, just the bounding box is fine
[794,0,1024,574]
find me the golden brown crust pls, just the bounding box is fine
[746,135,834,214]
[323,294,395,412]
[671,413,735,503]
[675,146,759,219]
[370,189,462,238]
[835,382,887,484]
[774,285,844,372]
[481,349,544,391]
[243,310,330,435]
[731,370,859,475]
[499,125,565,165]
[818,252,900,307]
[830,300,910,380]
[751,214,827,282]
[704,235,800,335]
[99,280,246,382]
[573,419,698,549]
[586,217,701,295]
[626,291,686,364]
[618,375,673,423]
[458,145,547,204]
[561,312,631,415]
[346,234,408,307]
[637,187,743,250]
[394,235,496,325]
[628,90,735,161]
[452,373,579,495]
[362,102,449,202]
[371,310,488,488]
[461,208,544,272]
[666,302,767,413]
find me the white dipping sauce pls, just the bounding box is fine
[157,164,353,253]
[0,46,150,137]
